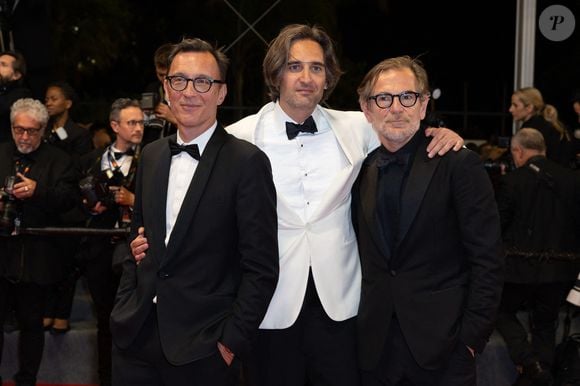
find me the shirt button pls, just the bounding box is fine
[390,270,397,276]
[158,271,170,279]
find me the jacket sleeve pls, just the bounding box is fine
[452,150,505,353]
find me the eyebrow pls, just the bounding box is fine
[287,60,325,66]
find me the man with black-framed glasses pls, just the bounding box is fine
[112,38,278,386]
[352,56,503,385]
[0,98,77,386]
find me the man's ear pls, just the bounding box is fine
[12,71,22,81]
[217,84,227,106]
[360,100,373,123]
[110,120,119,134]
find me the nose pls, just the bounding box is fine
[389,96,405,112]
[298,67,314,82]
[182,79,199,96]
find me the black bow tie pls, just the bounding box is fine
[168,140,200,160]
[285,116,317,140]
[112,148,135,160]
[376,152,409,170]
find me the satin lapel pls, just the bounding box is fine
[149,136,173,266]
[360,157,391,260]
[398,140,440,245]
[163,126,227,262]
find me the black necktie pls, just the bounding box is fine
[285,116,318,140]
[168,140,200,160]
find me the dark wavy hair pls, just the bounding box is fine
[262,24,343,103]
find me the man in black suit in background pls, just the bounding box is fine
[0,98,77,386]
[0,51,31,143]
[110,38,279,386]
[352,56,503,385]
[78,98,144,386]
[495,128,580,386]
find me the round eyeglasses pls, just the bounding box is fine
[165,75,225,93]
[368,91,423,109]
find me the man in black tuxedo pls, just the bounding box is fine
[352,56,503,385]
[495,128,580,386]
[0,98,77,386]
[77,98,144,386]
[110,38,279,386]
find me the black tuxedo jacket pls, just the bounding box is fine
[496,155,580,283]
[110,125,279,365]
[352,134,504,371]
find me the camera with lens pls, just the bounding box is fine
[483,159,513,175]
[0,176,17,236]
[140,92,166,131]
[79,169,124,209]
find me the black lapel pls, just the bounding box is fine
[398,137,440,245]
[149,135,173,266]
[360,152,391,261]
[163,126,228,262]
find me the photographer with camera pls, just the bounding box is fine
[0,98,77,386]
[141,42,177,146]
[77,98,143,386]
[495,128,580,386]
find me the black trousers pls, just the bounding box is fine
[0,278,46,386]
[244,271,360,386]
[112,306,237,386]
[361,317,476,386]
[495,281,571,367]
[77,239,120,386]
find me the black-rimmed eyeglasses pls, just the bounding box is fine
[12,126,42,136]
[165,75,225,93]
[368,91,423,109]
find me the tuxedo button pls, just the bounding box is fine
[390,269,397,276]
[158,271,170,279]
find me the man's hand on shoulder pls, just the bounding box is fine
[425,127,464,158]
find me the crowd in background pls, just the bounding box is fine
[0,30,579,386]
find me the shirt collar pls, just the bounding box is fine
[176,121,217,157]
[274,101,328,135]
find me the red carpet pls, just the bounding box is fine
[2,383,97,386]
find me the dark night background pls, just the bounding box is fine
[5,0,580,141]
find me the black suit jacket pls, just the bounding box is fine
[496,155,580,283]
[110,125,279,365]
[0,142,77,284]
[352,134,504,371]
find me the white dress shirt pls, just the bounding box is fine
[165,123,216,245]
[100,144,134,176]
[257,102,349,222]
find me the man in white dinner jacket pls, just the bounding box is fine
[225,24,462,386]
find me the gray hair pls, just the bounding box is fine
[512,127,546,153]
[109,98,141,122]
[10,98,49,129]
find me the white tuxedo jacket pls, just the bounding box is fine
[226,102,379,328]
